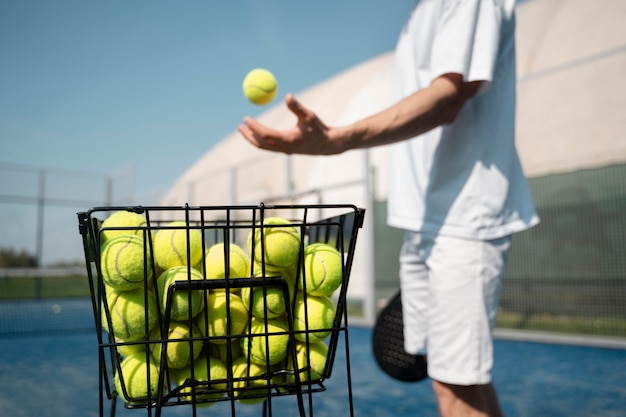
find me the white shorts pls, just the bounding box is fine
[399,232,511,385]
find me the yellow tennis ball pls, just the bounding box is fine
[278,265,298,300]
[150,322,204,370]
[154,221,204,270]
[292,293,336,343]
[114,352,163,404]
[196,292,249,344]
[207,340,244,365]
[251,262,297,301]
[204,243,251,282]
[240,284,287,319]
[300,243,343,297]
[177,354,228,404]
[240,316,290,366]
[100,234,152,291]
[157,266,205,321]
[100,210,148,242]
[242,68,277,105]
[287,341,329,383]
[103,287,159,342]
[231,356,270,405]
[247,217,301,271]
[115,339,147,359]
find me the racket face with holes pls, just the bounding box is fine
[372,291,428,382]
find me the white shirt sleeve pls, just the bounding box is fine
[430,0,502,87]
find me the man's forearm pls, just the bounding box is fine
[336,74,480,150]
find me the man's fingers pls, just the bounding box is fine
[286,93,309,120]
[241,116,269,137]
[239,116,286,151]
[237,123,259,146]
[240,94,317,154]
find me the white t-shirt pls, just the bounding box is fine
[387,0,539,239]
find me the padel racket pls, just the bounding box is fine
[372,290,428,382]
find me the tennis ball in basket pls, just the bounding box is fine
[287,341,329,383]
[204,243,251,281]
[232,356,270,405]
[114,352,162,404]
[196,292,249,344]
[252,262,297,299]
[280,265,298,299]
[208,340,244,364]
[300,243,343,297]
[150,322,204,369]
[101,210,148,242]
[241,316,290,366]
[157,266,205,321]
[241,285,287,319]
[154,221,204,270]
[248,217,301,270]
[103,288,159,342]
[177,354,228,404]
[101,234,151,291]
[242,68,277,105]
[292,293,336,343]
[115,339,146,358]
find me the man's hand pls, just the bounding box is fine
[238,93,347,155]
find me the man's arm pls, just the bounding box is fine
[238,73,482,155]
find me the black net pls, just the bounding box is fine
[499,163,626,338]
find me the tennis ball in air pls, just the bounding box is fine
[300,243,343,297]
[101,234,152,291]
[231,356,270,405]
[103,288,159,342]
[101,210,148,242]
[292,293,336,343]
[242,68,277,105]
[204,243,251,282]
[114,352,162,404]
[154,221,204,270]
[241,284,287,319]
[241,316,290,366]
[196,292,249,344]
[287,341,329,383]
[177,354,228,404]
[157,266,205,321]
[248,217,301,271]
[150,322,204,369]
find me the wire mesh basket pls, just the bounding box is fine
[77,203,366,417]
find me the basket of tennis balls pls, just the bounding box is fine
[77,204,365,412]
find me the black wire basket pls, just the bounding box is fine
[77,203,366,417]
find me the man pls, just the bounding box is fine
[238,1,538,415]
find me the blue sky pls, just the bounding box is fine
[0,0,416,263]
[1,0,415,198]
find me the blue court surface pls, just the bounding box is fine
[1,299,625,417]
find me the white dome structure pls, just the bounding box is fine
[514,0,626,176]
[160,0,626,324]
